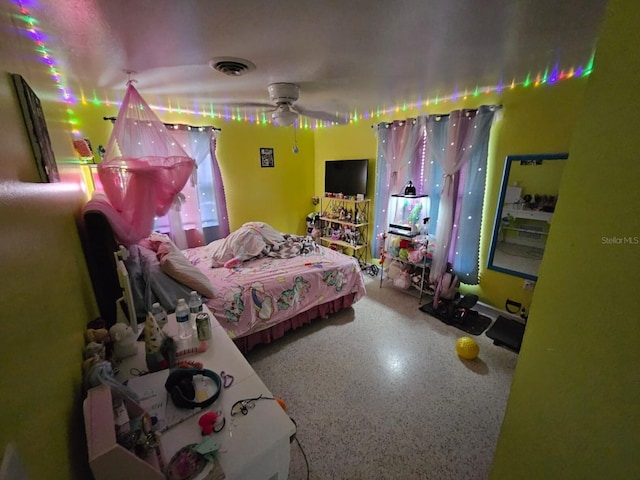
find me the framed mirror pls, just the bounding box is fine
[487,153,568,280]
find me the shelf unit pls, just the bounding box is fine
[319,196,370,264]
[500,206,553,249]
[379,232,432,303]
[378,193,432,302]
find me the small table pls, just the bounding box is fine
[115,306,296,480]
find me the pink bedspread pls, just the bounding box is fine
[181,244,366,340]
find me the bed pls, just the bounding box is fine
[82,211,367,354]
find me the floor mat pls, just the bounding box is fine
[485,316,526,353]
[419,301,493,336]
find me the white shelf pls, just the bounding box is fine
[503,207,553,222]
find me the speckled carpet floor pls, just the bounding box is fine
[245,274,518,480]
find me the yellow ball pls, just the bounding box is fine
[456,336,479,360]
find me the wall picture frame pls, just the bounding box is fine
[11,73,59,182]
[260,147,274,168]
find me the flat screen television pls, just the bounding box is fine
[324,159,368,196]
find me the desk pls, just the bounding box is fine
[114,306,296,480]
[502,206,553,223]
[500,206,552,249]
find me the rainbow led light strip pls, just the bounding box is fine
[12,0,83,140]
[14,0,594,132]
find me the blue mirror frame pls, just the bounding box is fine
[487,153,568,280]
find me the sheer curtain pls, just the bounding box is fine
[372,119,424,256]
[425,106,499,284]
[154,126,229,249]
[373,106,499,285]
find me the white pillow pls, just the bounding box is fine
[157,242,216,298]
[209,227,269,267]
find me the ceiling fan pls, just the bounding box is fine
[251,83,349,127]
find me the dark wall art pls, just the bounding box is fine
[11,73,59,182]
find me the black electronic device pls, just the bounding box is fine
[324,159,368,196]
[164,368,222,409]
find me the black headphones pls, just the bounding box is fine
[164,368,222,409]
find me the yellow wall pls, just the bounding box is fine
[491,0,640,477]
[508,160,566,198]
[1,74,97,480]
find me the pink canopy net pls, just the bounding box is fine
[90,82,195,245]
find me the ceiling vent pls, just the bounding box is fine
[209,57,256,77]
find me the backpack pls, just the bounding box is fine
[433,269,460,309]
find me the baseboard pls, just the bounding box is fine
[474,301,525,325]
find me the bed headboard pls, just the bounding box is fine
[82,209,121,328]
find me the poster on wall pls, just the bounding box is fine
[260,147,274,168]
[11,73,60,182]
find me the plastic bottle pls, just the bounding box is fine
[188,291,203,312]
[175,298,192,340]
[150,302,168,329]
[188,291,203,326]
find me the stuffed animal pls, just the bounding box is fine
[109,323,138,360]
[83,341,106,361]
[408,249,424,264]
[86,317,106,330]
[85,328,111,344]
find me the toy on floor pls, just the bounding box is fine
[456,336,480,360]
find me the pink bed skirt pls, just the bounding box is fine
[232,292,357,354]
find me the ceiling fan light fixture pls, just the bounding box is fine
[272,107,298,126]
[209,56,256,77]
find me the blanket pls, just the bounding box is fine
[208,222,318,267]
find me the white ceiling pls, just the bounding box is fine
[6,0,608,123]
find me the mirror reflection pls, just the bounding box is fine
[488,153,568,280]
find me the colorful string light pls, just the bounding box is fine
[13,0,82,144]
[13,0,595,131]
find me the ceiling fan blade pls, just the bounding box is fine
[226,101,275,109]
[293,105,349,125]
